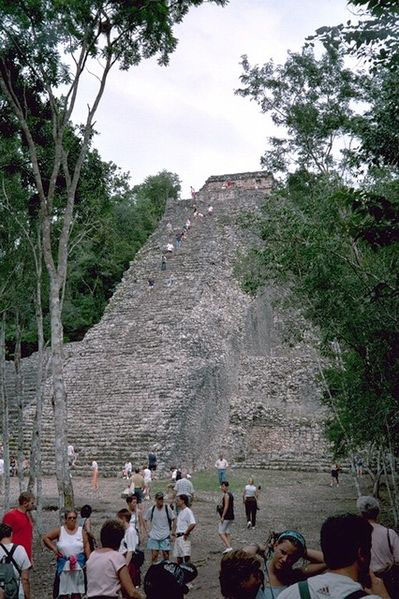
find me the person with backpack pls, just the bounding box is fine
[0,522,31,599]
[144,492,176,564]
[277,514,389,599]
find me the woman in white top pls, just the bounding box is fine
[243,477,259,529]
[43,509,91,599]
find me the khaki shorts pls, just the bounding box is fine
[174,536,191,558]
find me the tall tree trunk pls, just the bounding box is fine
[49,281,73,512]
[28,249,45,532]
[14,313,24,494]
[349,452,361,497]
[382,454,398,526]
[0,313,10,512]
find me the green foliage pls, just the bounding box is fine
[237,33,399,461]
[309,1,399,72]
[62,168,181,342]
[235,47,362,176]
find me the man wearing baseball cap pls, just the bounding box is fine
[145,492,176,564]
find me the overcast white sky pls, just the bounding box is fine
[73,0,355,197]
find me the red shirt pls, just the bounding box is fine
[3,508,33,560]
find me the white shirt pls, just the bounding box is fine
[176,507,196,534]
[67,445,75,456]
[278,572,381,599]
[0,542,31,599]
[143,468,152,482]
[145,505,175,541]
[119,526,138,554]
[215,458,228,469]
[0,458,4,475]
[244,484,257,498]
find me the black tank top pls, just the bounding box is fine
[223,492,234,520]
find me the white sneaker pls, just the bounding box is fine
[222,547,233,554]
[247,521,251,529]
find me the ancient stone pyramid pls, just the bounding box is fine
[16,172,328,475]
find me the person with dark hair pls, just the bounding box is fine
[130,469,145,504]
[117,509,141,590]
[330,462,340,487]
[148,451,157,473]
[86,519,143,599]
[218,482,235,554]
[357,496,399,597]
[0,522,31,599]
[278,514,389,599]
[260,530,325,598]
[43,509,90,599]
[126,494,146,544]
[219,549,264,599]
[145,492,176,564]
[79,504,92,533]
[144,560,197,599]
[172,495,196,564]
[3,492,35,561]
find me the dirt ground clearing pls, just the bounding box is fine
[2,468,371,598]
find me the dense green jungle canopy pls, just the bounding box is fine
[236,0,399,483]
[0,135,180,357]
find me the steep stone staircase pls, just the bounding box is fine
[7,172,329,475]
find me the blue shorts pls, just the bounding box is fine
[147,537,171,551]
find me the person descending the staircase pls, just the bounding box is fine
[176,232,182,249]
[161,255,167,271]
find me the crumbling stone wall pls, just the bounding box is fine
[5,172,329,474]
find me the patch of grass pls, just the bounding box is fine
[150,469,265,495]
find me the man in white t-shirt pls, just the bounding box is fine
[215,453,229,485]
[145,492,176,564]
[278,514,389,599]
[172,494,196,564]
[0,522,31,599]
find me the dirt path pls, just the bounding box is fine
[3,469,365,598]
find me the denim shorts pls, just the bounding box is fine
[147,536,171,551]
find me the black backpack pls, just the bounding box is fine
[150,505,173,530]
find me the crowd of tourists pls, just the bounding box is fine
[0,452,398,599]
